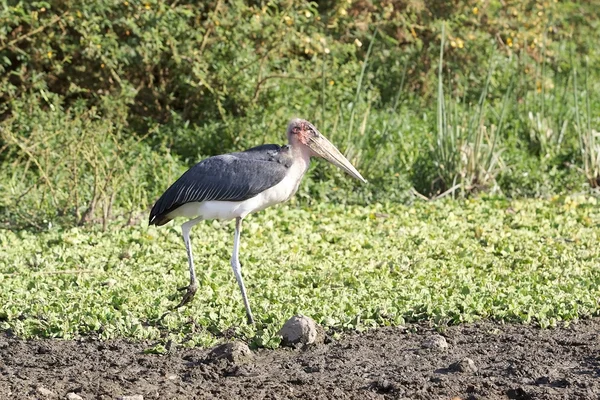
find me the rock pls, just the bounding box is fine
[450,357,478,373]
[35,386,56,397]
[278,315,324,347]
[371,378,396,393]
[117,396,143,400]
[66,393,83,400]
[208,341,253,364]
[421,335,448,350]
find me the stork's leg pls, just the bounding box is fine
[231,217,255,325]
[174,216,203,309]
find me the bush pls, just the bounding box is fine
[0,0,599,227]
[0,93,181,228]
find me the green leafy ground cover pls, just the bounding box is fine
[1,195,598,348]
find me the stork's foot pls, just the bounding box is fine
[173,282,198,309]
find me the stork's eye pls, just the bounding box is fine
[293,126,301,135]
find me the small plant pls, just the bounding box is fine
[526,109,568,158]
[519,39,571,159]
[573,58,600,188]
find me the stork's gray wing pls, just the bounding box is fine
[149,147,291,226]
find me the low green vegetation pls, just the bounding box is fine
[1,196,598,347]
[1,1,599,346]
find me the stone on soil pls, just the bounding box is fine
[66,393,83,400]
[278,315,324,347]
[421,335,448,350]
[117,396,143,400]
[450,357,478,373]
[208,341,253,364]
[35,386,56,397]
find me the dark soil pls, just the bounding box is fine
[1,319,600,399]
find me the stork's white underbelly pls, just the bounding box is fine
[167,160,308,221]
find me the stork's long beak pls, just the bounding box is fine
[307,130,367,183]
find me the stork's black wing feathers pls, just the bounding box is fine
[149,144,292,226]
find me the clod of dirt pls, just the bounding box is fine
[66,393,83,400]
[207,341,253,364]
[36,386,56,398]
[278,315,324,347]
[421,334,449,350]
[36,344,51,354]
[450,357,478,373]
[117,396,143,400]
[506,387,532,400]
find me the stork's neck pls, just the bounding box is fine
[289,140,312,175]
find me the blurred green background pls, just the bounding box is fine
[1,0,598,228]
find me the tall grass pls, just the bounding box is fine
[433,25,505,196]
[519,42,571,159]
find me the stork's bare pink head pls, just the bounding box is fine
[286,118,366,183]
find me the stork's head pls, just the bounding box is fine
[287,118,366,183]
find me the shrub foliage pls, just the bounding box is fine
[0,0,598,226]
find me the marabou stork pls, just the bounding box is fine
[149,118,365,324]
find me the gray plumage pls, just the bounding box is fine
[149,144,293,226]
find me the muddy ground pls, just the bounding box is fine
[1,319,599,400]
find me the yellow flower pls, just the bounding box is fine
[47,51,53,58]
[124,1,128,5]
[304,11,311,18]
[283,15,293,25]
[329,80,334,86]
[472,7,478,15]
[354,38,362,47]
[100,63,105,69]
[457,38,464,48]
[507,37,513,47]
[450,40,457,48]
